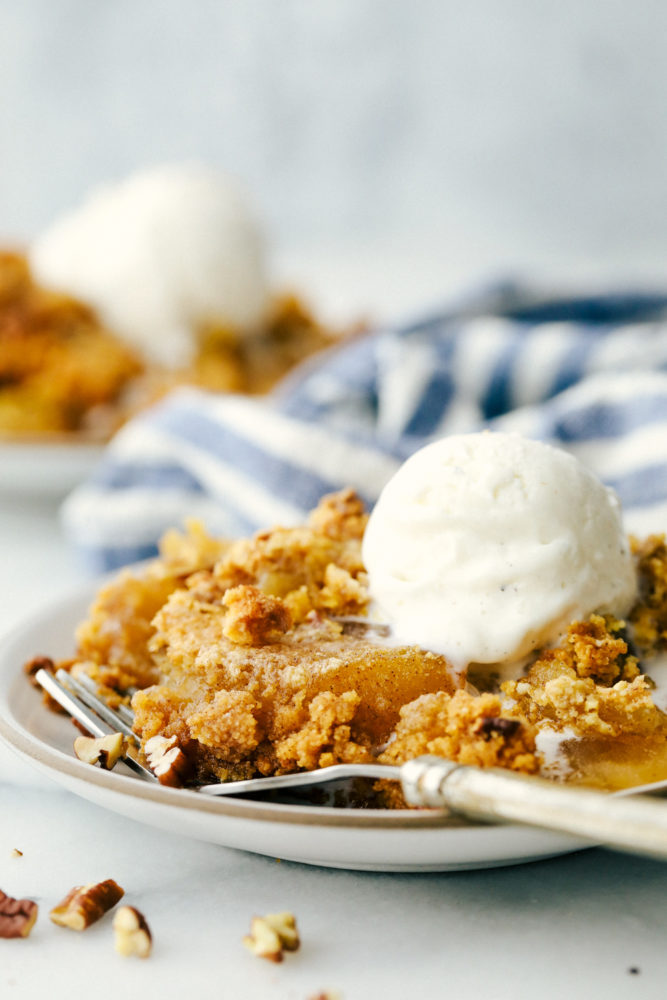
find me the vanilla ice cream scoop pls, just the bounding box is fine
[362,432,637,673]
[29,164,269,368]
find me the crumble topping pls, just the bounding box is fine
[502,615,662,738]
[630,534,667,653]
[210,488,369,624]
[0,252,142,436]
[222,585,293,645]
[379,690,538,773]
[186,690,262,758]
[272,691,371,772]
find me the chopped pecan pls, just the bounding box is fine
[50,879,124,930]
[74,732,127,770]
[113,905,152,958]
[23,655,67,714]
[145,734,191,787]
[243,911,300,962]
[0,889,38,938]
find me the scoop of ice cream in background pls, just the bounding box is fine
[29,164,269,369]
[362,432,637,675]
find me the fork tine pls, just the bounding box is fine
[197,763,400,796]
[73,672,136,728]
[36,668,111,739]
[55,669,138,744]
[35,668,155,783]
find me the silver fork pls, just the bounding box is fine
[35,667,667,862]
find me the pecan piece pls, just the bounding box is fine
[113,905,152,958]
[23,655,67,714]
[243,911,300,962]
[50,879,124,930]
[0,889,38,938]
[74,732,127,770]
[23,655,55,686]
[145,735,191,787]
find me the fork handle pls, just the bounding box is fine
[400,756,667,860]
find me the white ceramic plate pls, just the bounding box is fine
[0,438,104,497]
[0,584,587,872]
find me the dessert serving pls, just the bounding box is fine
[27,432,667,804]
[1,165,348,439]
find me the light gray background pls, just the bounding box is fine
[2,0,667,278]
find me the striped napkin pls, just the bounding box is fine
[63,286,667,572]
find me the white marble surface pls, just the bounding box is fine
[2,781,667,1000]
[0,776,665,999]
[2,250,667,998]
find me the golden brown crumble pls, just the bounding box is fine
[374,689,538,808]
[630,535,667,653]
[0,252,143,436]
[186,691,262,760]
[38,498,667,801]
[71,519,229,696]
[222,585,293,645]
[211,488,369,625]
[73,571,181,693]
[158,518,230,576]
[501,606,667,789]
[272,691,371,772]
[379,690,538,773]
[502,615,660,738]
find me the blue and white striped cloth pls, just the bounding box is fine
[63,286,667,572]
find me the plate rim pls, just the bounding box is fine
[0,437,105,497]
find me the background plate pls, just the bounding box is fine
[0,582,588,871]
[0,438,104,497]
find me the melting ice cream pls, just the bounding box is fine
[362,432,637,673]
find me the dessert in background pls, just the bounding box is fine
[1,164,349,438]
[30,163,270,369]
[31,433,667,804]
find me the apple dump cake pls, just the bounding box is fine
[28,433,667,804]
[1,165,352,438]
